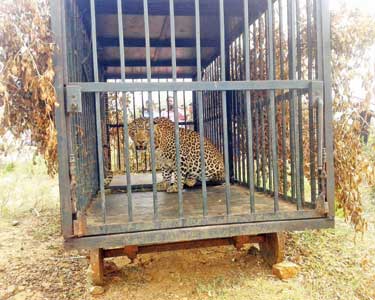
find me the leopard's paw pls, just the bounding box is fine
[166,183,179,193]
[157,181,170,191]
[184,177,197,188]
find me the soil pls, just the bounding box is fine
[0,202,375,300]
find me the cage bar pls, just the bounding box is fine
[169,0,184,219]
[219,0,231,214]
[243,0,255,212]
[143,0,159,219]
[53,0,334,246]
[194,0,208,216]
[266,0,279,211]
[89,0,106,225]
[116,0,133,221]
[287,0,302,209]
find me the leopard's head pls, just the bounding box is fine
[128,117,174,150]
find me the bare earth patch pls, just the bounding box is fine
[0,200,375,300]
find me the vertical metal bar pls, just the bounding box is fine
[230,45,238,181]
[183,78,187,129]
[260,102,266,191]
[265,13,273,194]
[307,0,316,205]
[51,0,73,237]
[131,89,139,172]
[234,40,241,182]
[315,0,323,196]
[258,18,267,192]
[141,87,145,117]
[288,0,302,209]
[255,103,260,188]
[115,92,121,170]
[117,0,133,221]
[219,0,231,213]
[279,0,287,199]
[141,87,147,170]
[143,0,158,219]
[243,0,255,212]
[158,79,161,116]
[90,0,106,225]
[267,0,279,211]
[315,0,323,81]
[321,0,334,217]
[195,0,208,217]
[239,37,246,184]
[253,22,260,189]
[296,0,305,204]
[169,0,184,220]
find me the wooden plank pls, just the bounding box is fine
[89,249,104,286]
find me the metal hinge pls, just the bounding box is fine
[66,85,82,113]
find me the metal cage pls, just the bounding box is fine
[51,0,334,250]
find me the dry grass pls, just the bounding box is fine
[0,154,59,217]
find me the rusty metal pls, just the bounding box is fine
[259,232,285,266]
[73,211,87,237]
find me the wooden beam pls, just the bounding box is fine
[103,235,265,259]
[89,249,104,285]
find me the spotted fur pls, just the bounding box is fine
[128,117,225,192]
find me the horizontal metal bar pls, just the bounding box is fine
[104,73,195,79]
[107,121,194,128]
[65,218,334,250]
[98,37,219,48]
[71,80,321,92]
[92,0,256,16]
[85,210,324,236]
[102,58,210,67]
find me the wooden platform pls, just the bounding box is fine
[86,174,306,231]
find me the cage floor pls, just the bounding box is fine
[86,174,301,227]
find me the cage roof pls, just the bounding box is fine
[76,0,268,79]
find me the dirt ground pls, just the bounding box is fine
[0,160,375,300]
[1,200,375,300]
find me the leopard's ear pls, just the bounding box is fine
[153,117,160,124]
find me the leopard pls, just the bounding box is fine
[128,117,225,193]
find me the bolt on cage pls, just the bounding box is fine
[51,0,334,248]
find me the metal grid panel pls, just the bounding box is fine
[54,0,333,238]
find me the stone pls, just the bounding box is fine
[104,261,119,274]
[272,261,300,280]
[89,286,105,296]
[248,246,260,256]
[7,285,16,294]
[12,221,20,226]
